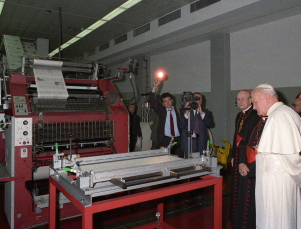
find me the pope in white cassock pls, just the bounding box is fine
[251,84,301,229]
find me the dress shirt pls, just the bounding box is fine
[164,106,180,137]
[184,110,205,137]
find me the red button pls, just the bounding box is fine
[23,141,26,145]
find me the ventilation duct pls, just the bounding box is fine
[190,0,221,13]
[133,23,150,37]
[114,34,128,45]
[158,9,181,27]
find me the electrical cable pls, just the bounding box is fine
[122,58,137,103]
[24,158,33,171]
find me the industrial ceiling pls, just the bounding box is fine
[0,0,196,59]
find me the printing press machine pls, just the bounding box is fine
[0,57,128,228]
[0,57,222,228]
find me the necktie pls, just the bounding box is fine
[194,111,200,135]
[170,110,175,136]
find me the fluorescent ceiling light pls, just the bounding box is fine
[76,29,93,38]
[88,20,106,30]
[122,0,141,9]
[102,7,125,21]
[0,0,5,15]
[49,48,59,57]
[49,0,142,57]
[66,37,81,44]
[60,43,69,49]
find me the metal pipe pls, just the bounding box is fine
[69,134,73,159]
[27,93,98,99]
[28,59,93,68]
[188,111,192,158]
[125,174,180,187]
[29,65,92,73]
[92,62,98,80]
[22,55,26,75]
[110,178,127,189]
[59,7,62,60]
[28,84,98,90]
[123,172,163,182]
[63,62,92,68]
[167,137,174,154]
[156,212,161,229]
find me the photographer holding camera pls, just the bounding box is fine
[180,92,211,159]
[180,92,211,205]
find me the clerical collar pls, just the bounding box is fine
[261,116,268,121]
[243,105,252,113]
[267,102,283,116]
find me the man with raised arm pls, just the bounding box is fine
[149,80,182,156]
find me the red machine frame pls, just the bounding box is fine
[2,73,129,228]
[49,175,223,229]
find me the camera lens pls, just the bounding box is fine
[190,102,199,110]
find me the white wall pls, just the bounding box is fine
[231,13,301,90]
[149,41,211,94]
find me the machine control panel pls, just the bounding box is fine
[15,118,32,146]
[13,96,28,116]
[20,148,28,158]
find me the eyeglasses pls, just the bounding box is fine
[292,104,301,107]
[236,97,249,102]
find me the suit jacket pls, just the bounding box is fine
[129,113,142,138]
[180,109,211,156]
[149,92,181,144]
[149,109,159,142]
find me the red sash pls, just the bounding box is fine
[235,134,242,147]
[246,145,257,164]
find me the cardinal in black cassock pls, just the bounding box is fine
[229,105,257,227]
[234,116,267,229]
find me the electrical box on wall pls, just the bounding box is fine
[20,148,28,158]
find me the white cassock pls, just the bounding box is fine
[256,102,301,229]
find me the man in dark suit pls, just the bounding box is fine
[149,80,182,156]
[149,109,160,149]
[180,92,211,205]
[180,92,211,159]
[128,103,142,152]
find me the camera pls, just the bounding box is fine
[181,91,200,110]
